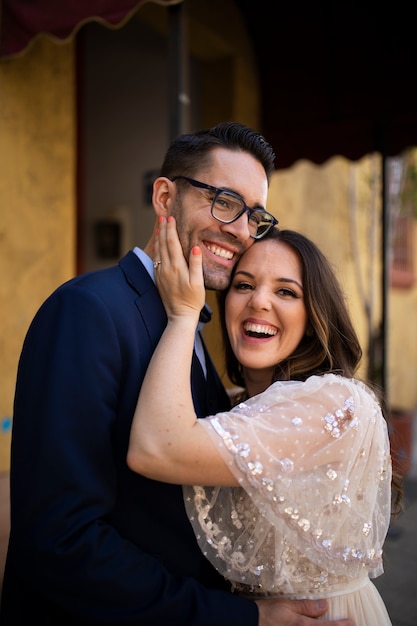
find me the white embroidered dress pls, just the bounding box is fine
[183,374,392,625]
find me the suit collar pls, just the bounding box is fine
[119,250,155,296]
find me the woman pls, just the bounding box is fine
[128,217,395,624]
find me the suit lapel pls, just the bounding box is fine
[192,335,231,418]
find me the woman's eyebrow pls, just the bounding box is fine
[234,270,303,290]
[276,277,303,290]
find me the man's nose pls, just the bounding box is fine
[220,212,252,243]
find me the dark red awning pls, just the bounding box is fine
[0,0,182,57]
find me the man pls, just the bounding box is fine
[1,122,354,626]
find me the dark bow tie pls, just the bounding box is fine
[199,304,212,324]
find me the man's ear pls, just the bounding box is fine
[152,177,176,217]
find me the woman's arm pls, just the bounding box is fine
[127,216,237,485]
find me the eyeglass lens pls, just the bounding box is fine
[212,190,275,238]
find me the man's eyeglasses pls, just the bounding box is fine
[171,176,278,239]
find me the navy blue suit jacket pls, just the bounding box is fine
[0,252,258,625]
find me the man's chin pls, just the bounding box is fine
[203,268,232,291]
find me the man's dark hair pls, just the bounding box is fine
[160,122,276,182]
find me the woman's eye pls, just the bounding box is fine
[234,282,253,291]
[277,288,297,297]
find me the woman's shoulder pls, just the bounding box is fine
[227,375,380,415]
[265,373,378,404]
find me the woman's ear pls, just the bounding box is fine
[152,177,176,218]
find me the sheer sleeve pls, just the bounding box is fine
[183,374,392,597]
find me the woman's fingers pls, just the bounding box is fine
[189,245,203,291]
[158,216,186,271]
[165,216,185,265]
[154,216,204,316]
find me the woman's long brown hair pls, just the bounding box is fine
[217,228,402,512]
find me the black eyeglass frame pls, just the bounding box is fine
[171,175,278,239]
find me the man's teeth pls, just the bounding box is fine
[244,322,277,337]
[206,244,233,260]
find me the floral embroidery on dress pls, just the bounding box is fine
[183,374,392,598]
[323,396,357,438]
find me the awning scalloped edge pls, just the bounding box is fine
[0,0,183,59]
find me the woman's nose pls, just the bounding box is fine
[248,288,271,311]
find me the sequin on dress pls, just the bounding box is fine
[183,374,392,625]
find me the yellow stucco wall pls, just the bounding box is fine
[0,38,76,471]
